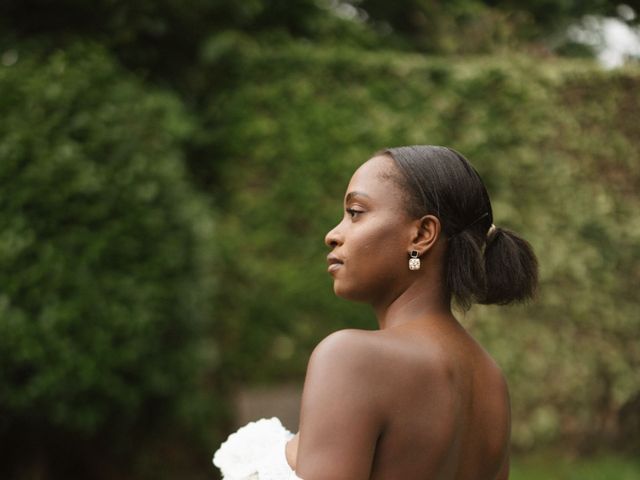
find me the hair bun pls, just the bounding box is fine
[481,227,538,305]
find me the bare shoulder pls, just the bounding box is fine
[302,328,390,422]
[312,327,451,380]
[306,329,382,382]
[311,328,378,359]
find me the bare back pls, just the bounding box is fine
[290,321,510,480]
[368,320,510,479]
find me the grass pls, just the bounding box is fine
[511,451,640,480]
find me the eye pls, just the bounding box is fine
[346,208,364,218]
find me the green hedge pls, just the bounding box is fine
[0,43,217,476]
[2,37,638,478]
[201,43,640,451]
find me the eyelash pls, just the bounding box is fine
[346,208,364,218]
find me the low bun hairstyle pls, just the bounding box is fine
[383,145,538,310]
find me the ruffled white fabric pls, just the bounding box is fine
[213,417,303,480]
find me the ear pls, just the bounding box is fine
[409,214,441,254]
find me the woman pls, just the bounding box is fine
[214,145,538,480]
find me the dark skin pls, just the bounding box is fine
[285,155,510,480]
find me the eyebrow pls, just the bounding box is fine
[345,191,371,203]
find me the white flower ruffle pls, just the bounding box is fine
[213,417,302,480]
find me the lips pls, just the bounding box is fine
[326,253,344,273]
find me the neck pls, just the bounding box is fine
[373,277,453,330]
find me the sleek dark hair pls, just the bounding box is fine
[383,145,538,310]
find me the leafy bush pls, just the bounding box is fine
[0,43,217,476]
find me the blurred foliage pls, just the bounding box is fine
[1,1,640,479]
[202,42,640,452]
[1,0,639,89]
[0,43,219,478]
[0,0,376,90]
[511,450,640,479]
[358,0,640,53]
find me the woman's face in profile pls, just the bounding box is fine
[325,155,416,304]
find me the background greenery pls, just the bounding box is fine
[0,1,638,479]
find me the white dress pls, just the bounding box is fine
[213,417,303,480]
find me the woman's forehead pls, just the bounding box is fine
[350,155,394,182]
[345,155,403,200]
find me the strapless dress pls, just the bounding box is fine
[213,417,303,480]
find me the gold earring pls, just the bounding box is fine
[409,250,421,271]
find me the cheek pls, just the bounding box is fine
[336,218,408,298]
[358,217,407,260]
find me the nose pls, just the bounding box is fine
[324,223,343,248]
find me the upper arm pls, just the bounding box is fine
[295,329,384,480]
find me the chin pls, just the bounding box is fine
[332,280,370,303]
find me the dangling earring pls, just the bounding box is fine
[409,250,421,271]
